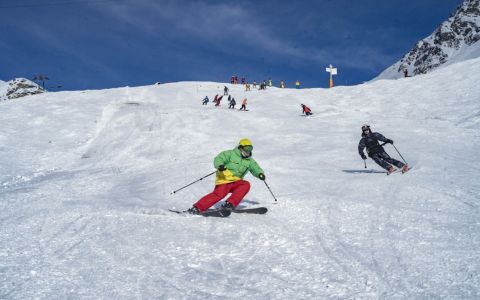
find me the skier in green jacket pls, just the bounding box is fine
[188,138,265,213]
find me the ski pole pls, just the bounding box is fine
[263,180,278,202]
[391,144,408,165]
[170,171,216,195]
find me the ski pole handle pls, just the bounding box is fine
[170,171,216,195]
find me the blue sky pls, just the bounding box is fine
[0,0,464,90]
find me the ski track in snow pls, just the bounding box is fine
[1,59,480,299]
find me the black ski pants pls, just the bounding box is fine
[370,151,404,170]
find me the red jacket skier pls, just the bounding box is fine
[301,104,312,116]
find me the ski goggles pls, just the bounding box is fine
[242,145,253,152]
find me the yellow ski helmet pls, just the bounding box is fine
[239,138,253,147]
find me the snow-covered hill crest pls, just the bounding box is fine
[377,0,480,79]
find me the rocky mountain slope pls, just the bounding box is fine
[0,78,45,101]
[376,0,480,79]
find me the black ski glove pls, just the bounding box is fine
[258,173,266,181]
[385,139,394,144]
[218,165,226,171]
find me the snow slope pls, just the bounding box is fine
[1,58,480,299]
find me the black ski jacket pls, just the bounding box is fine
[358,132,389,158]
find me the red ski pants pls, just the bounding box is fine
[194,180,250,212]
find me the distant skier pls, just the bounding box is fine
[245,83,251,91]
[202,96,209,105]
[187,138,265,214]
[253,80,257,89]
[224,86,229,95]
[240,98,247,110]
[213,94,219,105]
[358,124,409,174]
[403,69,409,77]
[241,77,246,85]
[215,95,223,107]
[301,104,312,116]
[280,80,285,88]
[268,79,273,87]
[295,80,300,89]
[229,97,236,109]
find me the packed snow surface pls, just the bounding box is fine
[1,58,480,299]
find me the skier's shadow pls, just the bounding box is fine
[240,199,260,205]
[342,169,386,174]
[213,199,260,209]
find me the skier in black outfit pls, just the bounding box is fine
[229,98,236,109]
[358,124,409,174]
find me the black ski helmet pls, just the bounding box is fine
[361,124,371,133]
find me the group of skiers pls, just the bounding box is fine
[245,80,268,91]
[186,125,409,215]
[229,75,301,90]
[202,86,247,110]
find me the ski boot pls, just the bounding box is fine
[221,201,235,211]
[387,165,397,175]
[186,206,200,214]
